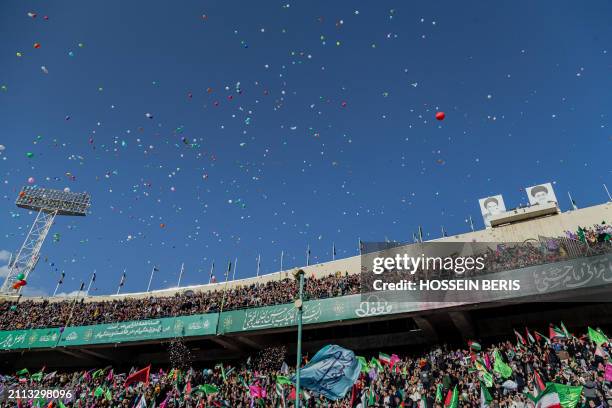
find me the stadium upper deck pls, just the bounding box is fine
[2,202,610,303]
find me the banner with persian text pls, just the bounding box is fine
[0,313,218,351]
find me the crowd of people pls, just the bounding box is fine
[0,224,609,331]
[0,273,361,330]
[1,327,610,408]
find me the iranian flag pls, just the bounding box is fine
[479,380,492,408]
[379,352,392,366]
[468,341,482,351]
[529,383,582,408]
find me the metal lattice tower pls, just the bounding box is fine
[1,186,91,295]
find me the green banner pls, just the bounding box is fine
[0,313,218,351]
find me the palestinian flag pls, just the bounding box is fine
[379,352,391,365]
[468,341,482,351]
[587,327,608,346]
[535,331,551,345]
[479,380,492,408]
[560,322,571,339]
[444,386,458,408]
[526,328,536,344]
[549,325,566,340]
[533,370,546,394]
[514,330,526,345]
[528,383,582,408]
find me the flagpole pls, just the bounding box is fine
[332,242,336,261]
[358,237,362,255]
[53,272,65,297]
[177,262,185,287]
[232,257,238,281]
[86,270,96,295]
[418,226,424,243]
[280,250,284,272]
[208,261,215,284]
[294,269,305,408]
[306,244,310,267]
[146,266,156,292]
[256,254,261,277]
[567,191,578,210]
[604,183,612,202]
[116,269,126,295]
[55,281,85,347]
[468,215,474,232]
[219,260,232,315]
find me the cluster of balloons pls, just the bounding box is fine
[11,273,27,290]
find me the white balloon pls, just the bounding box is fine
[0,145,5,151]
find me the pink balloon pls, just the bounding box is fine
[27,177,35,184]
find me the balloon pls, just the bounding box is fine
[12,283,20,289]
[16,273,25,280]
[26,152,34,158]
[19,191,26,197]
[341,101,347,108]
[435,111,445,121]
[27,177,35,184]
[63,187,70,192]
[160,223,166,228]
[0,144,5,151]
[18,280,27,286]
[33,43,41,49]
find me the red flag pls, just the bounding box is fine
[534,370,546,391]
[444,389,453,407]
[124,365,150,388]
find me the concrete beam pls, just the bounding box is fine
[413,316,438,342]
[448,311,475,340]
[209,336,241,352]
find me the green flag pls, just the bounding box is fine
[493,350,512,379]
[435,383,443,403]
[481,371,493,387]
[588,327,608,346]
[59,402,68,408]
[276,375,293,386]
[532,383,582,408]
[105,388,112,401]
[369,357,383,372]
[197,384,219,395]
[94,386,104,398]
[357,356,369,373]
[16,368,29,377]
[479,380,493,408]
[31,372,43,382]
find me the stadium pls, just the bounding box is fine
[0,188,610,406]
[2,1,612,407]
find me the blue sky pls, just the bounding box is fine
[0,1,610,296]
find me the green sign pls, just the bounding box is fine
[0,313,218,351]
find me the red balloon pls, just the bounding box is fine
[12,283,20,289]
[18,280,27,286]
[435,111,445,121]
[33,43,41,49]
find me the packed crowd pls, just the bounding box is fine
[0,225,609,331]
[1,326,610,408]
[0,273,361,330]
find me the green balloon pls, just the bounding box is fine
[16,273,25,280]
[26,152,34,158]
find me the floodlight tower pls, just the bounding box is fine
[1,186,91,294]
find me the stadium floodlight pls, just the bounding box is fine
[1,186,91,295]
